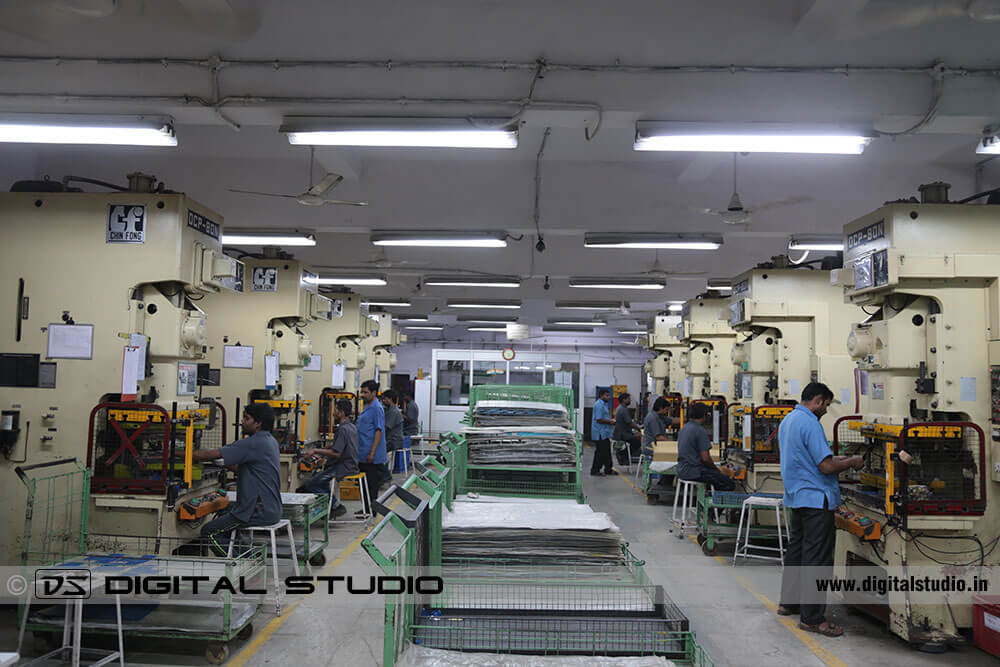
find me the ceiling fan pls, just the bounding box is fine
[843,0,1000,36]
[229,148,367,207]
[691,154,812,226]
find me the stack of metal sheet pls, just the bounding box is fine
[470,400,572,429]
[464,426,576,466]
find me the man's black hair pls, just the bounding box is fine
[598,389,611,398]
[335,398,353,417]
[381,389,397,403]
[361,379,379,393]
[619,392,631,402]
[244,402,275,432]
[801,382,834,403]
[688,403,707,421]
[652,396,669,412]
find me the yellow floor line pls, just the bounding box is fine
[227,522,372,667]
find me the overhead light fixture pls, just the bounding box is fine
[617,329,649,335]
[396,316,429,322]
[555,301,627,311]
[371,231,508,248]
[706,279,732,292]
[788,236,844,252]
[448,299,521,309]
[282,117,518,149]
[543,325,594,333]
[305,275,388,286]
[424,275,521,288]
[549,319,607,327]
[362,299,412,307]
[456,316,518,324]
[584,233,722,250]
[222,232,317,247]
[977,135,1000,155]
[569,277,665,290]
[405,325,444,331]
[0,113,177,146]
[468,326,508,332]
[668,304,684,312]
[634,121,872,154]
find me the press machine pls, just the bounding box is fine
[359,312,406,390]
[677,297,737,446]
[0,177,243,562]
[832,185,1000,646]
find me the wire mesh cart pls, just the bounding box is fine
[16,458,265,665]
[695,488,784,557]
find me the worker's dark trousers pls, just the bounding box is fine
[779,505,836,627]
[201,511,247,557]
[616,436,641,462]
[692,466,736,491]
[358,462,382,513]
[590,439,613,474]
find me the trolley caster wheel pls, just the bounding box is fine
[696,534,707,547]
[237,623,253,641]
[205,642,230,664]
[309,552,326,567]
[646,494,659,505]
[701,540,717,556]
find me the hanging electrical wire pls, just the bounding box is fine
[533,127,552,253]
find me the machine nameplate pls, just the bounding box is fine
[106,205,146,244]
[732,279,750,296]
[186,210,220,240]
[251,266,278,292]
[847,219,885,250]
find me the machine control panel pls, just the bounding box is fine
[835,506,882,541]
[178,490,229,521]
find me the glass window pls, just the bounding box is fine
[473,360,507,386]
[436,359,470,406]
[547,361,580,409]
[509,363,544,386]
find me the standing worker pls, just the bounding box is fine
[612,392,642,463]
[676,403,734,491]
[590,389,616,476]
[381,389,405,476]
[296,398,359,518]
[402,390,419,449]
[193,403,282,556]
[356,380,386,517]
[776,382,864,637]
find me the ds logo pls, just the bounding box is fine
[35,569,91,599]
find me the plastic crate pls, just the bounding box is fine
[973,595,1000,658]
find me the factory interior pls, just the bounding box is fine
[3,2,1000,666]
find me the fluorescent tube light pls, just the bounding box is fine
[0,114,177,146]
[371,231,507,248]
[424,275,521,288]
[617,329,648,335]
[362,299,412,307]
[448,300,521,309]
[584,233,722,250]
[543,325,594,333]
[706,279,732,292]
[668,304,683,312]
[305,275,388,286]
[282,117,517,149]
[405,325,443,331]
[788,236,844,251]
[569,278,665,290]
[555,301,627,311]
[468,327,508,332]
[549,320,607,327]
[456,316,518,324]
[396,316,429,322]
[977,135,1000,155]
[222,233,316,247]
[634,122,872,154]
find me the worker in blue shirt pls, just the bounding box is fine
[356,379,386,516]
[777,382,863,638]
[590,389,616,475]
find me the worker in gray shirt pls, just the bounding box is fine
[642,397,673,457]
[676,403,734,491]
[612,392,642,463]
[381,389,405,481]
[402,391,419,448]
[297,398,359,518]
[194,403,282,556]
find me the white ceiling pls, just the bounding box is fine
[1,0,999,336]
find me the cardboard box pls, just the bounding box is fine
[652,440,720,462]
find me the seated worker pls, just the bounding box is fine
[295,398,359,518]
[193,403,282,556]
[676,402,735,491]
[642,396,673,457]
[612,392,643,464]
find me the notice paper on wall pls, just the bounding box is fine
[840,388,851,406]
[223,345,254,369]
[331,362,346,388]
[304,354,322,372]
[128,333,147,380]
[121,345,141,401]
[265,352,279,390]
[788,378,800,397]
[177,362,197,396]
[46,323,94,359]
